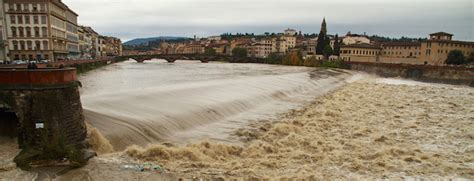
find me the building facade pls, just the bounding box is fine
[340,43,382,62]
[248,39,274,58]
[65,8,79,60]
[4,0,76,61]
[2,0,121,62]
[284,28,297,36]
[418,32,474,65]
[102,36,122,56]
[342,32,370,45]
[340,32,474,65]
[0,0,9,62]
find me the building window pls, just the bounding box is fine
[33,16,39,24]
[10,15,16,24]
[11,27,17,37]
[16,4,21,11]
[26,27,31,37]
[41,3,47,12]
[41,16,47,24]
[13,41,19,50]
[18,27,24,37]
[35,41,41,50]
[43,41,49,50]
[25,16,30,24]
[27,41,33,50]
[8,4,14,11]
[17,16,23,24]
[34,27,40,37]
[33,4,38,11]
[42,27,48,37]
[19,41,26,50]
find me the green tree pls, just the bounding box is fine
[265,53,282,64]
[445,50,465,65]
[232,47,248,58]
[466,52,474,64]
[316,34,328,55]
[281,56,289,65]
[204,48,216,56]
[304,56,319,67]
[333,34,341,56]
[323,45,334,60]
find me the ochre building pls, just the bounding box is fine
[340,32,474,65]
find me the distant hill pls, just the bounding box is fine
[124,36,191,46]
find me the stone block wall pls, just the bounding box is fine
[348,62,474,86]
[0,68,88,168]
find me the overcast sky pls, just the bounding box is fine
[63,0,473,42]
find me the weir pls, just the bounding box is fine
[0,68,90,168]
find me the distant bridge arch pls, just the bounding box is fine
[122,54,233,63]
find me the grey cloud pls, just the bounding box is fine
[64,0,473,41]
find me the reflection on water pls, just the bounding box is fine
[80,60,358,150]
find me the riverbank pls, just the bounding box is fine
[59,77,473,180]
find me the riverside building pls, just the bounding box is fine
[3,0,121,62]
[340,32,474,65]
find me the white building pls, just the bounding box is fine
[284,28,297,36]
[281,35,296,49]
[248,38,274,58]
[342,32,370,45]
[207,35,221,41]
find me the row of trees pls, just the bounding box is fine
[263,51,347,68]
[369,35,428,43]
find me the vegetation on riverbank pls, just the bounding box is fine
[261,51,349,69]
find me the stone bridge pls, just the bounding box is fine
[119,54,237,63]
[0,68,90,168]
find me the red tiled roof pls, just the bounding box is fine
[429,32,453,36]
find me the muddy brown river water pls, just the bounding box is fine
[2,60,471,180]
[79,60,358,150]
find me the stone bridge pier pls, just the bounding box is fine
[0,68,90,169]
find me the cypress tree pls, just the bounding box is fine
[316,18,328,55]
[333,34,340,56]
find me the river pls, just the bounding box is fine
[79,60,359,150]
[2,60,470,180]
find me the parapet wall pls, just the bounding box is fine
[348,62,474,86]
[0,68,77,86]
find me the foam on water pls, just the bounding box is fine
[80,60,360,150]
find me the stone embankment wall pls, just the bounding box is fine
[348,62,474,86]
[0,68,87,168]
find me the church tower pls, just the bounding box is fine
[321,17,327,34]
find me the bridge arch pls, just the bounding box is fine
[0,101,19,139]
